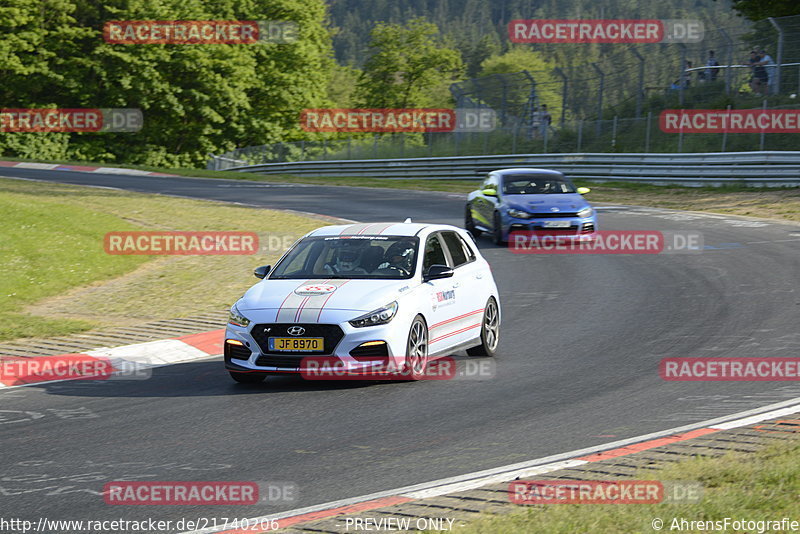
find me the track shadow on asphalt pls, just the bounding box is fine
[28,359,462,398]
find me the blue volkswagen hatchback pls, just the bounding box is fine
[465,168,597,245]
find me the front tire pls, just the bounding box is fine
[229,371,266,384]
[467,297,500,357]
[465,206,481,236]
[403,315,429,380]
[492,212,506,246]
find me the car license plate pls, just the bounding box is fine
[268,337,323,352]
[543,220,572,228]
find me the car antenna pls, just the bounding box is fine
[404,217,412,223]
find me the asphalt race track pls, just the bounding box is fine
[1,168,799,531]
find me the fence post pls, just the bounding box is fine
[720,29,733,95]
[760,99,767,150]
[347,138,352,159]
[645,112,652,152]
[553,67,568,127]
[630,49,645,118]
[721,105,731,152]
[577,119,583,152]
[373,134,378,158]
[678,44,687,107]
[592,63,604,136]
[768,17,784,94]
[612,115,618,150]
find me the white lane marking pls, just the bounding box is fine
[181,396,800,534]
[86,339,210,366]
[402,459,588,499]
[13,162,60,170]
[710,404,800,430]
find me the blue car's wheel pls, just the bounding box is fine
[465,206,481,237]
[492,212,506,246]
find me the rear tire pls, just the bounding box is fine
[492,212,506,246]
[467,297,500,357]
[465,206,481,236]
[229,371,266,384]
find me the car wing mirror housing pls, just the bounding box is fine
[481,188,498,197]
[424,264,454,281]
[577,187,591,195]
[254,265,271,279]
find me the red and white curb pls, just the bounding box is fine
[0,329,223,388]
[180,397,800,534]
[0,160,176,176]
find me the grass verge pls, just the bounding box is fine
[0,177,327,342]
[450,437,800,534]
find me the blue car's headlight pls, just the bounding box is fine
[349,302,398,328]
[577,207,593,218]
[228,302,250,328]
[507,208,533,219]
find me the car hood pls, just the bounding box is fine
[504,193,589,213]
[237,278,414,313]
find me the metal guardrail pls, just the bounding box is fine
[226,151,800,187]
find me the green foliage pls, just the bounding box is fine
[729,0,800,20]
[354,17,463,108]
[479,47,563,120]
[0,0,333,167]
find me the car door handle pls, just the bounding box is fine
[475,273,483,279]
[452,282,460,288]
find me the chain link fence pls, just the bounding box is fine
[209,14,800,170]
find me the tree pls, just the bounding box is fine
[354,17,463,108]
[479,47,563,120]
[728,0,799,20]
[0,0,334,167]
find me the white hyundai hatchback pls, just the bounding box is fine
[225,221,500,383]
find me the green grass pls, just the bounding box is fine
[447,438,800,534]
[0,181,147,340]
[0,178,327,342]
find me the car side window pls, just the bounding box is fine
[423,233,448,271]
[441,231,469,267]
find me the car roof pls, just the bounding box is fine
[308,221,458,238]
[491,168,566,176]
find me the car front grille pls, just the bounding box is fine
[529,212,580,218]
[250,323,345,356]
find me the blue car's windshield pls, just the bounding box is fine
[269,236,419,280]
[502,174,577,194]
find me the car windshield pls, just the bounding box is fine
[502,174,577,194]
[269,235,419,279]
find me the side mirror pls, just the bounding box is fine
[253,265,271,279]
[577,187,591,195]
[424,264,454,281]
[481,188,498,197]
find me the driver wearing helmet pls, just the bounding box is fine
[324,243,368,274]
[377,240,415,275]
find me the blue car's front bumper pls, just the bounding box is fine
[502,214,597,241]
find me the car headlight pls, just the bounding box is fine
[507,208,533,219]
[349,302,398,328]
[577,207,593,218]
[228,302,250,328]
